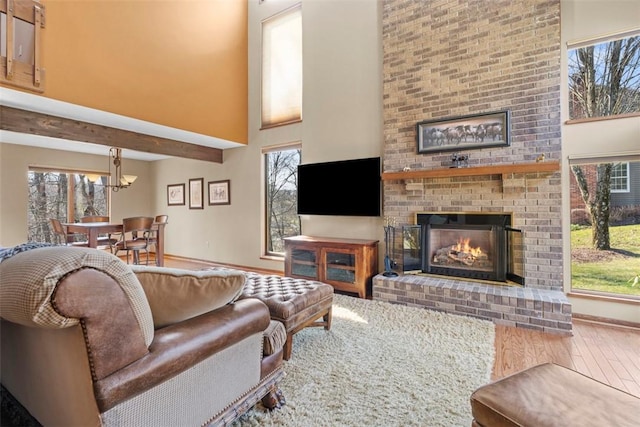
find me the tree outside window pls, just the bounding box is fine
[265,147,301,255]
[28,169,110,243]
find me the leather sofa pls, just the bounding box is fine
[0,245,285,426]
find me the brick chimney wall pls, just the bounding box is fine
[382,0,563,291]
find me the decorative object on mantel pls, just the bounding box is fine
[383,216,398,277]
[451,152,469,168]
[416,110,510,154]
[87,147,137,192]
[536,153,546,162]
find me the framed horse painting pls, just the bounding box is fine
[416,110,510,154]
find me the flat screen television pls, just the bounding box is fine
[297,157,381,217]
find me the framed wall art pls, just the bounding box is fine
[416,110,510,154]
[189,178,204,210]
[208,180,231,206]
[167,183,185,206]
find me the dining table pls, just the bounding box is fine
[63,221,166,266]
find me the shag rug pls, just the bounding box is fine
[233,294,495,427]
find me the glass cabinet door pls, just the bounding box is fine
[324,250,356,284]
[290,248,318,279]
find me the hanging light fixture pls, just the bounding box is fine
[105,147,137,192]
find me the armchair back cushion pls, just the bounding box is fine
[0,246,154,346]
[131,265,246,328]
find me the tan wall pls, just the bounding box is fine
[560,0,640,323]
[4,0,247,143]
[0,143,152,246]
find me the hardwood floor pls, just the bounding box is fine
[163,256,640,398]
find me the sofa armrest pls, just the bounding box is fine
[94,298,271,412]
[131,265,247,328]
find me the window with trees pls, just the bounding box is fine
[261,4,302,129]
[567,30,640,298]
[264,145,301,256]
[568,31,639,121]
[28,169,110,243]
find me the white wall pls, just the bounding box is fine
[560,0,640,323]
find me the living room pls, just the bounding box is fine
[2,0,638,322]
[1,0,639,424]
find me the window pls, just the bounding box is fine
[0,0,45,92]
[264,145,301,255]
[569,158,640,298]
[610,162,630,192]
[567,31,640,121]
[261,4,302,128]
[28,169,110,243]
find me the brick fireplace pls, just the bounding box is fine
[374,0,571,334]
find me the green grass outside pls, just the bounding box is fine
[571,224,640,296]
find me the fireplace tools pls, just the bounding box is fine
[383,217,399,277]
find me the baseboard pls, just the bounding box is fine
[573,313,640,330]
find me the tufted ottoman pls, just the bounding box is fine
[238,271,334,360]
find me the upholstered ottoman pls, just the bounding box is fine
[470,363,640,427]
[238,271,333,360]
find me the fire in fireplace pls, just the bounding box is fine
[416,212,524,285]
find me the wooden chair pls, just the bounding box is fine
[148,215,168,263]
[49,218,89,247]
[112,216,154,265]
[80,215,119,251]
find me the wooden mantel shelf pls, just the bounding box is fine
[381,161,560,181]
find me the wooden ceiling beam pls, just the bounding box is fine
[0,106,223,163]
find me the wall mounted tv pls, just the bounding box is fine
[297,157,381,217]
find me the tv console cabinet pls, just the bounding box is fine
[284,236,379,299]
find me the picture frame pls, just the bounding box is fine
[188,178,204,210]
[208,179,231,206]
[167,183,185,206]
[416,110,510,154]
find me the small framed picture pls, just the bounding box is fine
[208,179,231,206]
[189,178,204,210]
[167,183,185,206]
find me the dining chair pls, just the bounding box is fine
[80,215,119,251]
[148,215,169,262]
[49,218,89,247]
[112,216,154,265]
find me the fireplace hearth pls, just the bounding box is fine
[391,212,525,285]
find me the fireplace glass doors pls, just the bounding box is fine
[415,213,525,285]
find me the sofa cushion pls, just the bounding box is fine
[0,246,154,347]
[131,266,246,328]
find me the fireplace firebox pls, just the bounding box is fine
[414,213,524,285]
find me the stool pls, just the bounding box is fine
[471,363,640,427]
[239,271,333,360]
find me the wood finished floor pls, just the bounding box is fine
[162,256,640,398]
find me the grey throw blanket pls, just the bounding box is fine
[0,242,58,263]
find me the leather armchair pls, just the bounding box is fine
[0,246,285,426]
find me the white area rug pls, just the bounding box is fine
[234,294,495,427]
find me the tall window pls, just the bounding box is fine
[569,159,640,298]
[261,4,302,128]
[28,169,109,243]
[264,145,301,255]
[567,32,640,121]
